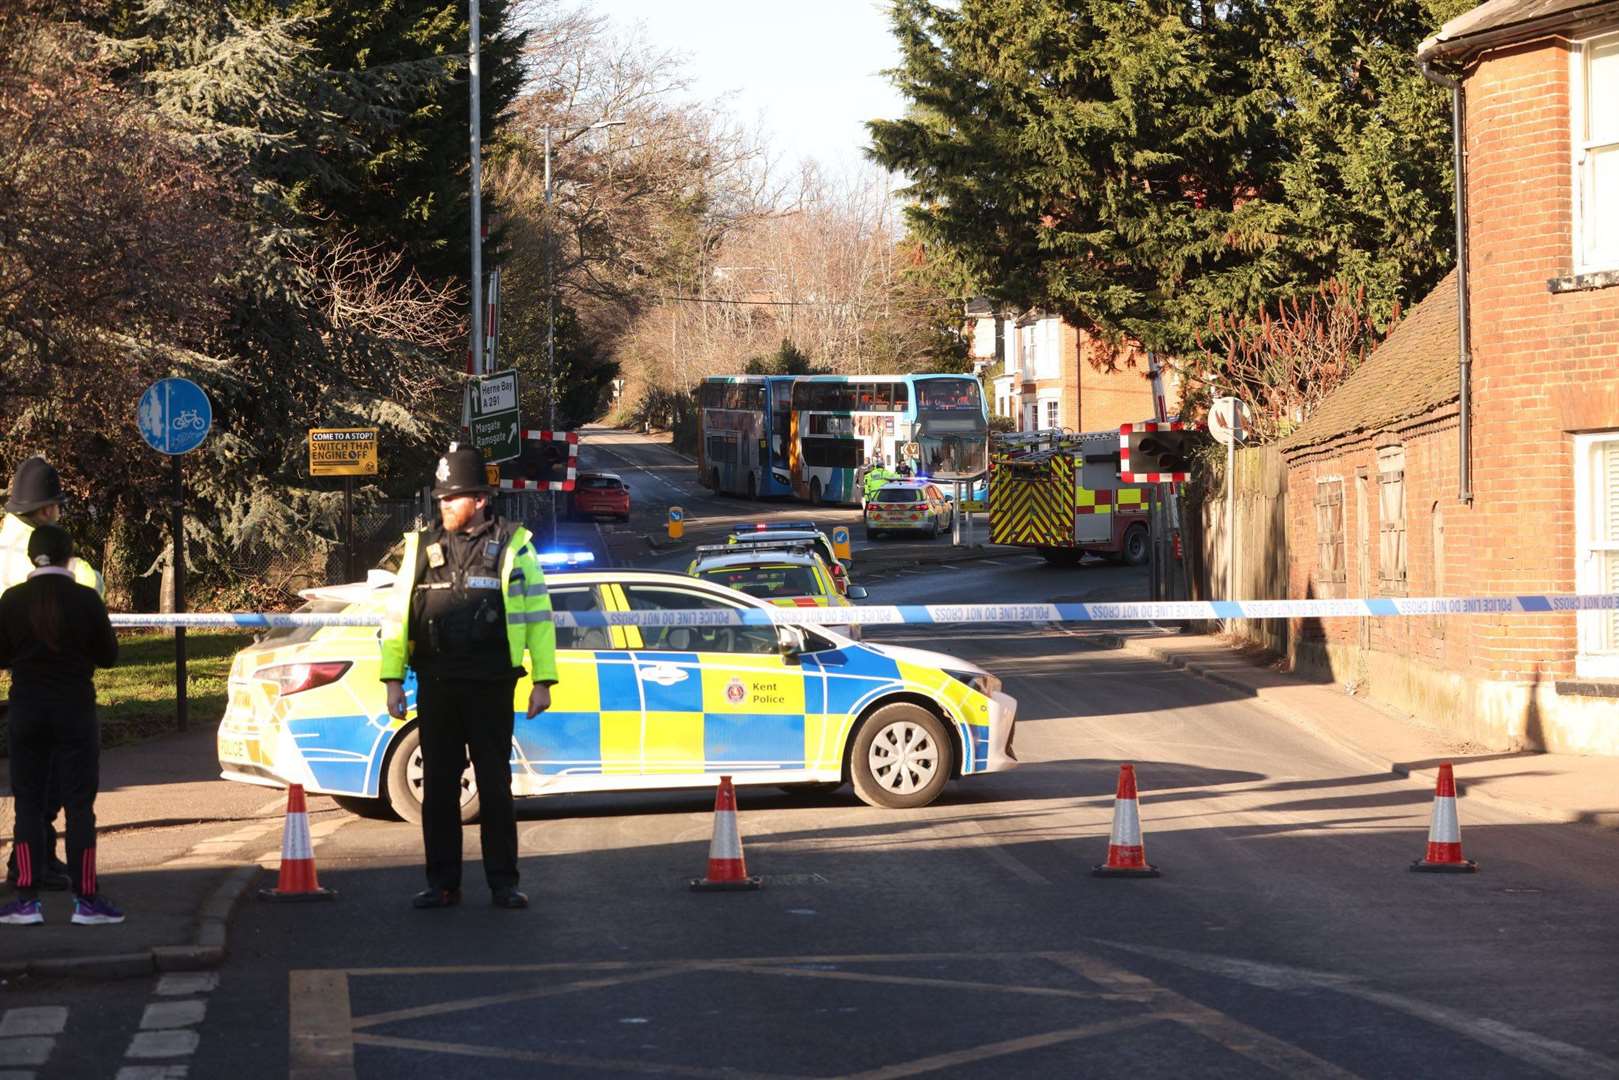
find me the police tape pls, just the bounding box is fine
[107,592,1619,631]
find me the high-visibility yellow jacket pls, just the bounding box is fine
[378,524,558,686]
[0,513,104,596]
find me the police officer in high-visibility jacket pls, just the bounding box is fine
[1,456,102,892]
[380,446,558,910]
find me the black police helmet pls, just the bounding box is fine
[27,523,74,568]
[4,456,65,515]
[431,444,494,499]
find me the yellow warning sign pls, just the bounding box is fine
[309,428,379,477]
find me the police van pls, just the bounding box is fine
[217,567,1018,822]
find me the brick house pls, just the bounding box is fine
[1279,0,1619,754]
[965,302,1162,432]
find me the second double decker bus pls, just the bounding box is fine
[696,375,797,498]
[789,373,988,505]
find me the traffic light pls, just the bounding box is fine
[1118,422,1205,482]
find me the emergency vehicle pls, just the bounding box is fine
[987,430,1151,566]
[217,566,1016,819]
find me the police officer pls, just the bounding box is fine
[379,446,558,910]
[861,457,896,507]
[1,457,101,892]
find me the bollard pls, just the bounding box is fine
[667,505,684,541]
[831,525,851,561]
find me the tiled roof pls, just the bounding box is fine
[1419,0,1618,60]
[1280,272,1460,456]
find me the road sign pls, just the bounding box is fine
[831,525,851,561]
[469,369,520,463]
[308,428,379,476]
[1209,397,1251,447]
[668,505,684,540]
[137,378,212,455]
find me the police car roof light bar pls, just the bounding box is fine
[536,550,595,566]
[746,520,819,531]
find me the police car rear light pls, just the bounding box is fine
[537,551,595,566]
[257,661,352,696]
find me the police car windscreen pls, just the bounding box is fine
[876,487,923,502]
[260,599,351,645]
[703,565,821,599]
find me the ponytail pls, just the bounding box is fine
[28,581,64,653]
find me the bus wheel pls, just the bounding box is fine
[810,477,824,506]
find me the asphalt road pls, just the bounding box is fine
[6,429,1618,1079]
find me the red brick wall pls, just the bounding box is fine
[1461,36,1619,682]
[1076,336,1155,432]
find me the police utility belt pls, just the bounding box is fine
[418,537,505,656]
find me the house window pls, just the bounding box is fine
[1377,447,1407,594]
[1314,478,1346,585]
[1572,33,1619,272]
[1045,399,1060,429]
[1574,433,1619,677]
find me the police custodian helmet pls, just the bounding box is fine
[4,456,66,515]
[432,444,494,499]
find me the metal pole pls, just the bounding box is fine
[952,482,962,545]
[344,475,355,584]
[544,123,557,545]
[469,0,483,376]
[172,454,188,733]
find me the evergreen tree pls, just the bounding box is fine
[869,0,1469,352]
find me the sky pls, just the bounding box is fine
[588,0,910,175]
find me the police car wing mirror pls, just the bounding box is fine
[775,623,804,661]
[846,586,869,600]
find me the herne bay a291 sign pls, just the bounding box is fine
[470,369,521,463]
[309,428,379,476]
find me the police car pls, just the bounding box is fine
[217,564,1017,823]
[727,522,851,595]
[688,540,867,638]
[864,481,954,539]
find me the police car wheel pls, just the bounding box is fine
[384,726,481,826]
[850,703,952,809]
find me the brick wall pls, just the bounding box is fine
[1077,336,1156,432]
[1462,36,1619,683]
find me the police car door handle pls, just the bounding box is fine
[640,663,688,687]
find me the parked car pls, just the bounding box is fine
[217,568,1016,820]
[568,472,631,522]
[864,481,954,539]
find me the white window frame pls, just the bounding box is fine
[1570,32,1619,274]
[1574,432,1619,678]
[1042,396,1061,430]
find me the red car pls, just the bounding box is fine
[568,472,631,522]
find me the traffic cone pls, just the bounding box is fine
[690,776,761,891]
[1411,762,1477,873]
[1093,764,1160,878]
[258,784,337,901]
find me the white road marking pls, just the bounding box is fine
[115,1066,189,1080]
[156,973,219,997]
[140,1002,206,1030]
[0,1010,65,1038]
[0,1039,51,1067]
[124,1032,201,1060]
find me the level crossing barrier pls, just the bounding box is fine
[107,592,1619,631]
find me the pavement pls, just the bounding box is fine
[1102,629,1619,830]
[0,725,312,980]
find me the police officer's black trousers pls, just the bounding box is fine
[415,675,520,893]
[6,700,99,898]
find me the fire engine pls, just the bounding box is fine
[987,430,1151,566]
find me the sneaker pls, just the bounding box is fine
[71,894,125,925]
[0,898,44,926]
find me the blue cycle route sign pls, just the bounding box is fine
[137,378,212,455]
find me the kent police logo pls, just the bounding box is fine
[725,677,746,705]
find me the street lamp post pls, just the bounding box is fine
[468,1,483,377]
[544,118,623,541]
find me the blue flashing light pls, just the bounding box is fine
[537,551,595,567]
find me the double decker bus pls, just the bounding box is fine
[696,375,797,498]
[789,374,988,506]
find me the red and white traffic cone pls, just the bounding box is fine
[1411,762,1477,873]
[1093,764,1160,878]
[690,776,761,892]
[258,784,337,901]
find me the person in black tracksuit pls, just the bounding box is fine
[0,525,123,926]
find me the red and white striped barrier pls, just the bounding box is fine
[1411,762,1477,873]
[1093,763,1160,878]
[690,776,761,891]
